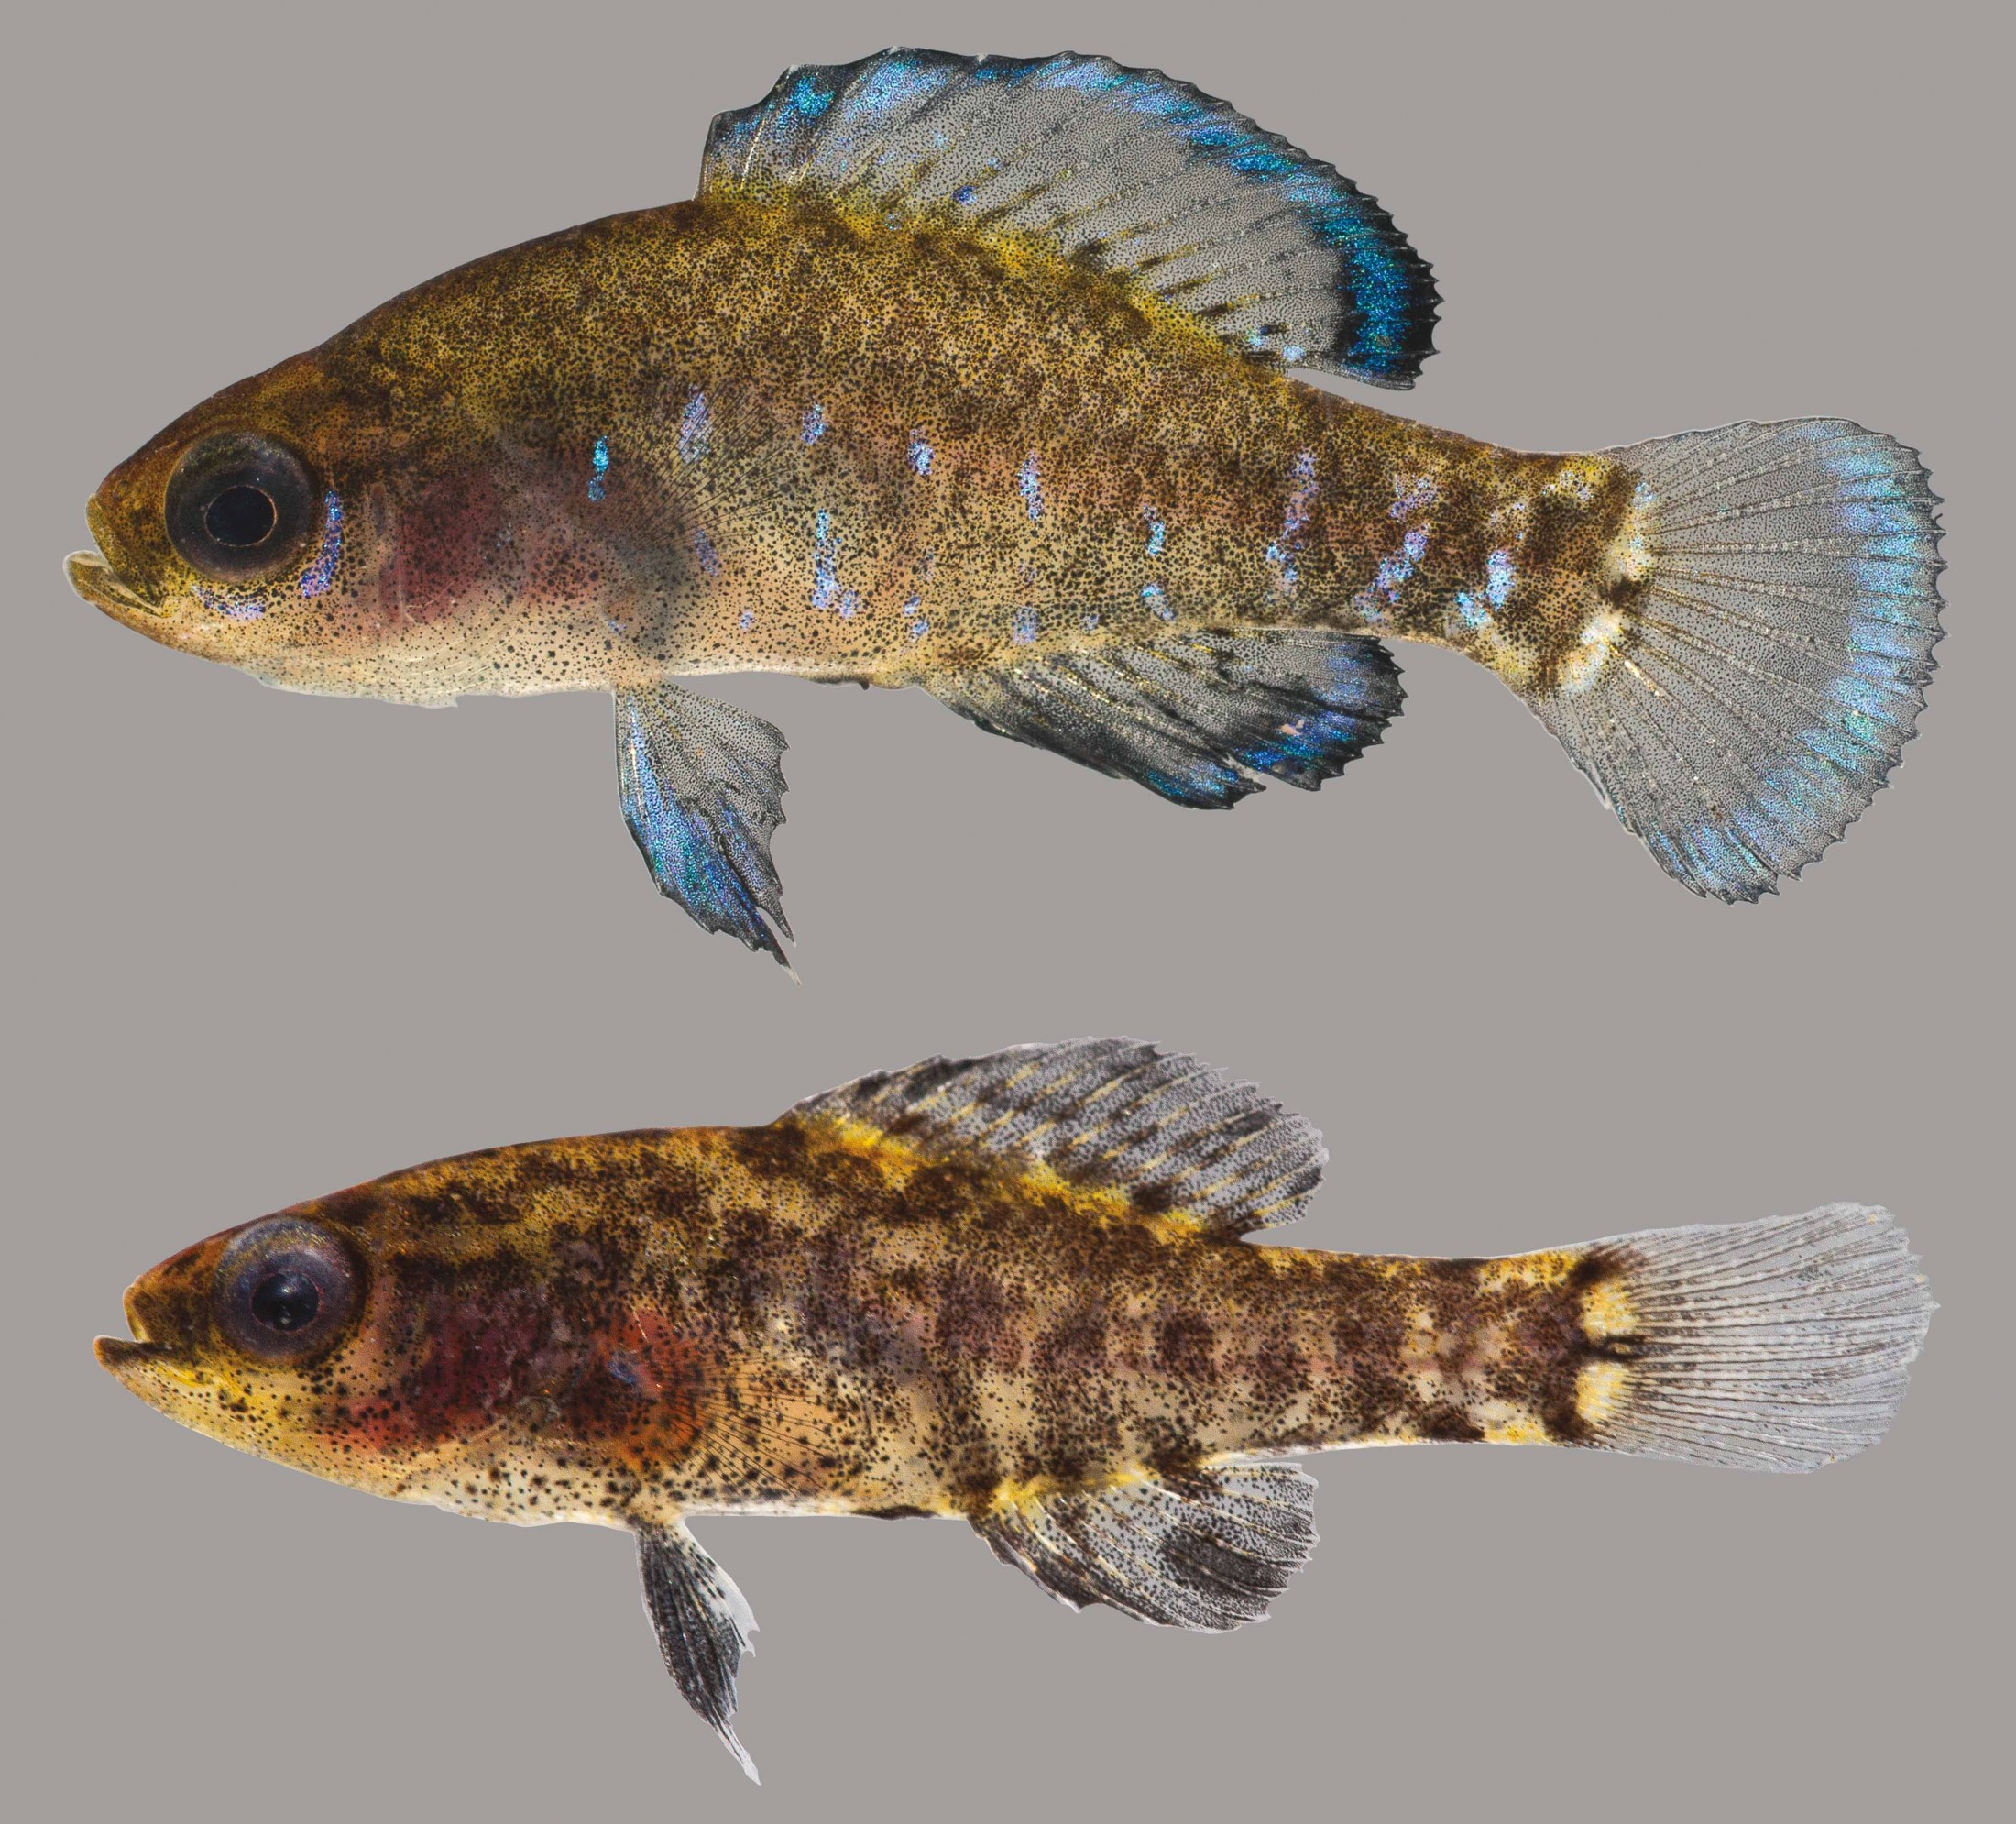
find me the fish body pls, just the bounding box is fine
[69,51,1944,955]
[99,1040,1934,1776]
[102,1123,1605,1527]
[80,191,1625,700]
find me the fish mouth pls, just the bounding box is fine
[94,1335,179,1371]
[66,548,167,621]
[95,1291,196,1381]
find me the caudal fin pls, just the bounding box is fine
[1530,420,1943,900]
[1576,1204,1934,1470]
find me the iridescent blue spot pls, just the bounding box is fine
[587,436,610,502]
[1012,606,1038,643]
[909,434,933,476]
[790,75,833,119]
[1390,474,1437,520]
[739,608,755,632]
[1485,549,1515,609]
[909,619,928,641]
[298,491,343,598]
[1455,591,1490,631]
[954,185,977,205]
[678,394,711,465]
[838,589,860,620]
[1142,583,1173,621]
[1146,518,1166,556]
[690,526,721,578]
[840,58,950,122]
[200,586,262,621]
[1082,611,1101,632]
[801,402,827,445]
[1018,452,1044,521]
[811,510,838,610]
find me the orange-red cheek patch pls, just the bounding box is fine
[562,1303,705,1467]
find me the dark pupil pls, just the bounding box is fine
[250,1269,321,1332]
[203,485,278,548]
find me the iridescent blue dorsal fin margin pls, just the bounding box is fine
[698,49,1440,389]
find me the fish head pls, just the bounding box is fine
[95,1204,397,1487]
[67,353,399,677]
[96,1147,704,1514]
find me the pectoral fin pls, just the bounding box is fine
[975,1465,1318,1631]
[637,1521,761,1783]
[615,685,792,965]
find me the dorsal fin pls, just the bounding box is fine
[783,1038,1325,1236]
[699,49,1439,389]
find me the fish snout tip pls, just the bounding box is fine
[97,1283,190,1379]
[93,1334,151,1372]
[66,548,166,622]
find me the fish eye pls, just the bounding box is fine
[203,485,279,549]
[165,432,319,583]
[214,1218,358,1365]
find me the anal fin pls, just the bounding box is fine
[637,1521,761,1782]
[615,684,793,965]
[975,1465,1318,1631]
[924,629,1402,808]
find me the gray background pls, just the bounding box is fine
[5,1,2007,1817]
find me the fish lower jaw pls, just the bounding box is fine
[93,1335,206,1388]
[66,551,169,624]
[94,1335,169,1369]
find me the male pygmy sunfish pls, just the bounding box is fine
[69,50,1945,961]
[98,1039,1934,1778]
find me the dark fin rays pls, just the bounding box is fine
[786,1038,1325,1236]
[700,49,1438,388]
[637,1522,761,1783]
[614,684,794,967]
[976,1465,1318,1629]
[924,628,1403,808]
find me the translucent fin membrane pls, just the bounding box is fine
[789,1038,1326,1236]
[977,1464,1319,1630]
[1533,420,1943,900]
[701,49,1438,387]
[614,685,793,965]
[926,628,1404,808]
[1585,1205,1934,1471]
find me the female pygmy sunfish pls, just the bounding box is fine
[69,50,1945,961]
[98,1039,1934,1778]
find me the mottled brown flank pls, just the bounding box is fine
[103,1121,1642,1530]
[80,186,1642,706]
